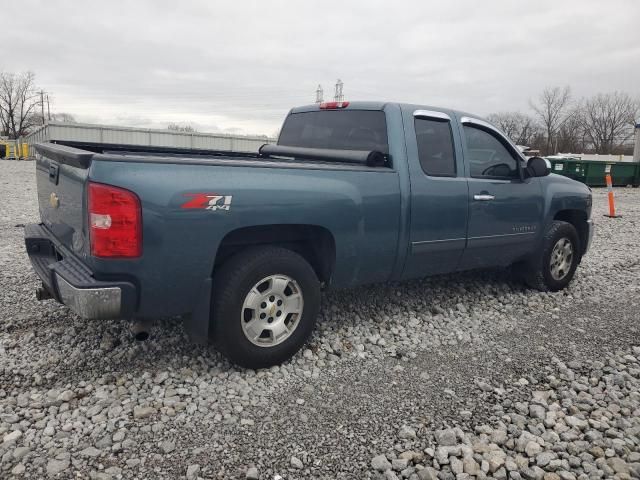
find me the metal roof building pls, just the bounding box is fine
[20,121,276,156]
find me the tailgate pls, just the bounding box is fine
[34,143,94,255]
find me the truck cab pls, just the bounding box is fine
[278,102,592,282]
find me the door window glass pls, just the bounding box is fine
[414,118,456,177]
[463,125,519,178]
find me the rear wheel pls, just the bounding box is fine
[517,220,581,292]
[211,246,320,369]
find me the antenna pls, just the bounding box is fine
[315,84,324,103]
[333,79,344,102]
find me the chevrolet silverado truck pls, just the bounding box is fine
[25,101,594,368]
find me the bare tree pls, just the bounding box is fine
[554,107,587,153]
[578,92,639,154]
[487,111,539,146]
[167,123,197,133]
[51,112,77,123]
[530,86,572,155]
[0,71,43,139]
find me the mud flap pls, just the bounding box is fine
[183,277,212,344]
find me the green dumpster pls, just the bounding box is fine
[546,157,640,187]
[583,161,607,187]
[610,162,640,187]
[547,157,586,183]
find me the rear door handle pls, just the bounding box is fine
[473,194,495,201]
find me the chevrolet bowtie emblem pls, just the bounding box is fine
[270,305,276,316]
[50,192,60,208]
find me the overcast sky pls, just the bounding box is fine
[5,0,640,136]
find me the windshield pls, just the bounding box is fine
[278,110,388,154]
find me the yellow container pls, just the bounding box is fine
[21,143,29,158]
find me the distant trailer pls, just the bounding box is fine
[20,121,276,157]
[0,140,27,159]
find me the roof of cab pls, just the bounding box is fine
[289,101,483,122]
[290,101,388,113]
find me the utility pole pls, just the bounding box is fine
[39,90,45,122]
[333,79,344,102]
[315,84,323,103]
[46,95,51,121]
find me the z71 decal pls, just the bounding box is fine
[181,193,233,211]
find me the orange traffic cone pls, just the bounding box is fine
[604,174,622,218]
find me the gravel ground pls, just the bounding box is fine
[0,160,638,480]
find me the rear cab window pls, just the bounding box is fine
[278,110,389,154]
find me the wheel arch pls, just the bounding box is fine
[553,209,589,255]
[213,224,336,285]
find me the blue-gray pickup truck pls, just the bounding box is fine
[25,101,594,368]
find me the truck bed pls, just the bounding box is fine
[43,140,390,172]
[31,139,401,322]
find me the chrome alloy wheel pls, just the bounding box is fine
[240,275,304,347]
[549,237,574,281]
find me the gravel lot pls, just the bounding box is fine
[1,160,638,480]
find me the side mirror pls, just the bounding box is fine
[526,156,551,178]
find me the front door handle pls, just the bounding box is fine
[473,194,495,201]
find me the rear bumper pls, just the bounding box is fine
[24,224,137,319]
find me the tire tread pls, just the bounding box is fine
[210,246,320,368]
[521,220,580,292]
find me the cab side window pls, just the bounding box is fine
[415,118,456,177]
[463,125,519,179]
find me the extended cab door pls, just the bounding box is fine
[457,117,543,269]
[401,109,469,279]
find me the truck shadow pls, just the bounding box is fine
[18,266,528,389]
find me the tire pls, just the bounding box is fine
[210,246,320,369]
[518,221,581,292]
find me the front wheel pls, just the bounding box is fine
[211,246,320,369]
[518,220,581,292]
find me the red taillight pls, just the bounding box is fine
[88,182,142,258]
[319,101,349,109]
